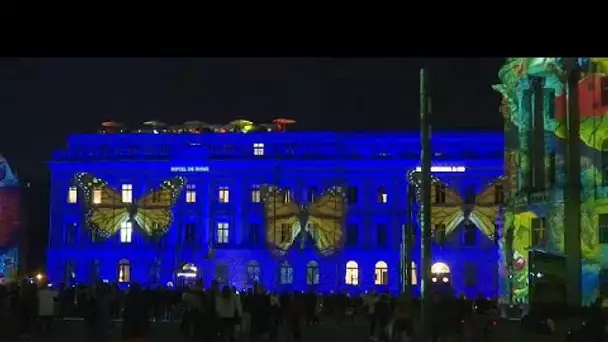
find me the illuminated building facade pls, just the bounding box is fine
[47,126,503,295]
[0,155,20,283]
[495,58,608,306]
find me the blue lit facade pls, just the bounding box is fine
[47,132,503,296]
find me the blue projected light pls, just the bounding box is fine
[47,130,503,296]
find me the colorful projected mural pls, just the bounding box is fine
[0,156,19,282]
[407,171,504,240]
[74,172,186,238]
[261,185,347,256]
[495,57,608,305]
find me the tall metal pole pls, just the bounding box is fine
[420,68,433,341]
[564,59,582,308]
[403,182,415,296]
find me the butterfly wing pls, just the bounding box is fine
[261,185,301,255]
[470,177,505,237]
[306,186,347,256]
[134,177,186,237]
[74,172,128,238]
[409,172,464,236]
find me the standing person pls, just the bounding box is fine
[286,292,304,342]
[122,283,151,342]
[363,291,379,338]
[249,283,271,342]
[37,282,58,336]
[373,294,391,342]
[215,285,242,342]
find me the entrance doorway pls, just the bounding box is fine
[176,263,199,287]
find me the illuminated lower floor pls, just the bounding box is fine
[46,247,498,297]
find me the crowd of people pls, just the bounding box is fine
[0,278,604,341]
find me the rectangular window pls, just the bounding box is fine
[462,224,477,246]
[67,186,78,204]
[599,213,608,244]
[434,224,446,244]
[376,224,388,247]
[218,186,230,203]
[600,268,608,297]
[120,221,133,244]
[248,223,259,245]
[277,223,292,244]
[253,142,265,156]
[121,184,133,203]
[464,263,477,286]
[217,222,229,244]
[377,186,388,204]
[346,224,358,246]
[494,183,504,204]
[346,186,358,204]
[283,188,293,203]
[185,184,196,203]
[184,223,196,244]
[307,186,317,203]
[251,185,261,203]
[92,188,102,204]
[531,217,546,246]
[64,222,77,246]
[434,184,446,204]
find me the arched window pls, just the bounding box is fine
[247,260,261,284]
[306,261,320,285]
[118,259,131,283]
[409,262,418,285]
[374,261,388,285]
[431,262,450,275]
[280,261,293,284]
[345,260,359,285]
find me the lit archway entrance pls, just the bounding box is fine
[176,263,199,286]
[431,262,450,284]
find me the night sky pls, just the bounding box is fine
[0,58,505,271]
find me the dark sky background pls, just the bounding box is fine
[0,57,505,181]
[0,58,505,271]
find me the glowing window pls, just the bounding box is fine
[306,261,320,285]
[92,188,102,204]
[120,221,133,243]
[253,143,265,156]
[217,222,229,244]
[531,217,546,245]
[406,262,418,286]
[280,261,293,284]
[247,260,261,284]
[67,186,78,203]
[377,186,388,204]
[218,186,230,203]
[251,185,261,203]
[374,261,388,285]
[118,259,131,283]
[345,260,359,285]
[283,188,292,203]
[431,262,450,275]
[186,184,196,203]
[121,184,133,203]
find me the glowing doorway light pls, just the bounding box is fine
[431,262,451,274]
[415,166,466,173]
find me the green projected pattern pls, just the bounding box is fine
[495,57,608,305]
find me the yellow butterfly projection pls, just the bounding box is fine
[74,172,186,238]
[408,172,505,238]
[261,185,347,256]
